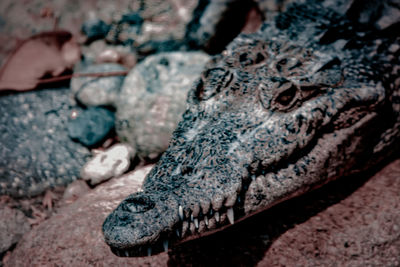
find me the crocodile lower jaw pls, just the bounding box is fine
[110,110,375,257]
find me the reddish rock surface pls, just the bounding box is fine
[0,206,30,254]
[5,165,168,267]
[260,158,400,266]
[5,159,400,266]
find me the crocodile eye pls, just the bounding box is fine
[276,84,297,106]
[194,67,233,101]
[269,77,299,110]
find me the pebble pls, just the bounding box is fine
[115,51,210,158]
[68,107,115,147]
[70,63,126,107]
[0,206,30,254]
[80,143,136,185]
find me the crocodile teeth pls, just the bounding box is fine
[182,221,188,236]
[215,211,220,222]
[194,218,199,228]
[163,240,169,252]
[204,215,209,226]
[225,194,237,207]
[190,214,194,222]
[211,196,224,211]
[124,250,129,257]
[227,208,234,224]
[189,222,195,233]
[147,247,152,256]
[176,228,180,237]
[200,200,210,215]
[178,205,184,221]
[192,203,200,217]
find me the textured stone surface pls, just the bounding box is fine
[0,0,257,66]
[68,106,115,147]
[4,165,170,267]
[61,179,91,204]
[0,0,201,65]
[81,17,110,41]
[80,40,137,68]
[258,159,400,266]
[81,143,136,185]
[116,51,210,159]
[70,63,126,107]
[104,0,200,55]
[0,88,90,197]
[0,207,30,254]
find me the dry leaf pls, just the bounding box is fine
[0,30,81,91]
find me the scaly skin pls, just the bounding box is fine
[103,1,400,257]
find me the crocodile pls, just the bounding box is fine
[103,0,400,257]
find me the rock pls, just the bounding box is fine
[106,0,258,56]
[107,12,143,46]
[68,107,115,147]
[70,63,126,107]
[115,51,210,158]
[0,0,252,66]
[80,40,137,68]
[81,143,136,185]
[0,207,30,254]
[185,0,256,54]
[105,1,200,55]
[5,165,169,267]
[61,180,91,205]
[81,18,110,41]
[0,88,90,197]
[120,12,144,25]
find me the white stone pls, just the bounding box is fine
[80,143,136,185]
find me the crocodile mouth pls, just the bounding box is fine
[109,105,375,257]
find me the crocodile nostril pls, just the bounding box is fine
[181,165,194,176]
[123,194,155,213]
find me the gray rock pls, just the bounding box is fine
[103,0,254,56]
[5,165,168,267]
[0,88,90,197]
[115,51,210,158]
[70,63,126,107]
[105,1,200,54]
[68,107,115,147]
[0,206,30,254]
[81,143,136,185]
[81,18,110,41]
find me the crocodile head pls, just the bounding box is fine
[103,6,399,257]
